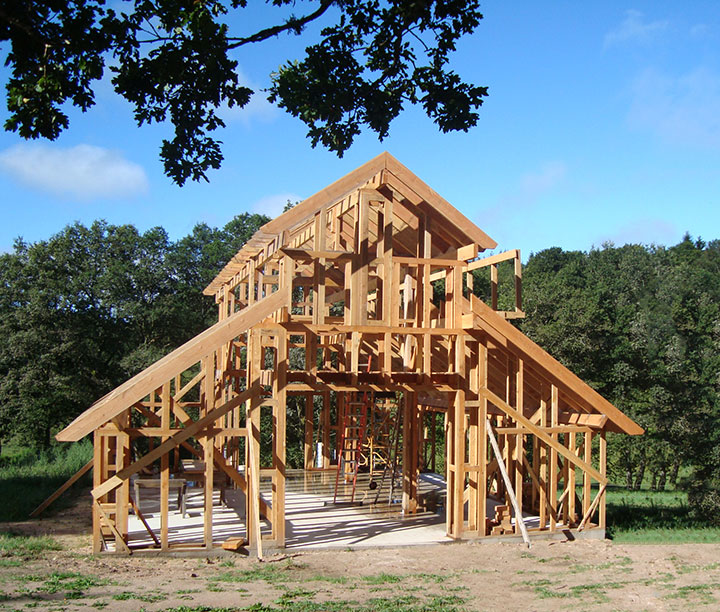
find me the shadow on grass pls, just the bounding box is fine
[605,486,720,542]
[0,441,92,523]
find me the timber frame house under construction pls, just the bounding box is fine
[56,152,642,554]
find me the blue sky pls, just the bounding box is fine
[0,1,718,260]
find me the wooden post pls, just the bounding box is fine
[92,431,103,553]
[381,197,394,325]
[402,392,419,514]
[247,331,262,554]
[313,208,327,326]
[202,357,215,550]
[478,341,488,536]
[514,358,524,535]
[599,431,607,532]
[549,384,559,532]
[568,431,577,525]
[538,387,548,530]
[583,430,593,518]
[322,390,331,469]
[514,253,522,313]
[490,264,498,311]
[161,383,171,551]
[274,327,287,546]
[303,392,314,469]
[447,388,465,538]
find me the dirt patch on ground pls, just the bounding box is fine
[2,493,720,611]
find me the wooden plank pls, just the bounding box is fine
[457,243,477,261]
[222,537,247,551]
[578,483,607,531]
[94,500,131,554]
[173,368,205,403]
[486,420,530,547]
[280,248,354,261]
[57,288,290,442]
[129,495,160,548]
[495,426,592,435]
[465,249,520,271]
[393,256,466,267]
[29,459,93,518]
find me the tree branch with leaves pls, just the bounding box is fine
[1,0,488,185]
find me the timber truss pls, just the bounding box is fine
[56,153,642,554]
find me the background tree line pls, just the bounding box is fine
[1,222,718,518]
[0,214,269,449]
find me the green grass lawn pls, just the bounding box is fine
[0,440,92,522]
[606,486,720,543]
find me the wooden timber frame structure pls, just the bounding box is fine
[57,152,642,554]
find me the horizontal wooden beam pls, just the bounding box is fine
[466,249,520,271]
[280,248,355,261]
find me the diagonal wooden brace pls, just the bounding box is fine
[94,500,131,554]
[480,387,607,485]
[92,385,256,500]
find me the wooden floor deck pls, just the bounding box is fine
[119,470,542,552]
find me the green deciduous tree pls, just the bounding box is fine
[1,0,488,185]
[521,238,720,505]
[0,213,268,448]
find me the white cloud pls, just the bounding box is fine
[218,68,278,125]
[519,161,567,197]
[599,218,677,247]
[479,161,567,228]
[604,10,668,48]
[0,143,149,200]
[690,23,709,39]
[250,192,303,219]
[627,67,720,148]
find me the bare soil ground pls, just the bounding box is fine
[2,490,720,611]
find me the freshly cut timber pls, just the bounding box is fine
[55,152,642,554]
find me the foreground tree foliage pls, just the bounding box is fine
[0,0,488,184]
